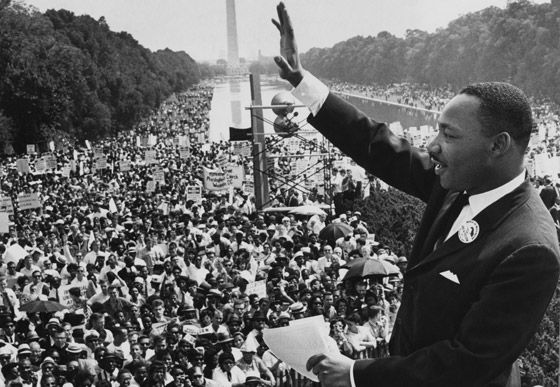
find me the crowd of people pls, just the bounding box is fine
[0,76,558,387]
[0,84,406,387]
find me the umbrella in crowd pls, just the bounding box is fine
[342,257,400,280]
[318,222,354,244]
[19,300,67,314]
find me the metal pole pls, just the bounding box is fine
[249,73,270,210]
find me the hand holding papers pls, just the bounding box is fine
[263,315,337,382]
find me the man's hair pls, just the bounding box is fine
[459,82,533,147]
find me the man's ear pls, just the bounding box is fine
[491,132,512,157]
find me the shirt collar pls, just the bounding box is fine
[468,170,526,217]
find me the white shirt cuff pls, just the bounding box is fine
[349,360,357,387]
[291,71,329,117]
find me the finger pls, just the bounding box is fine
[306,353,327,372]
[276,2,285,27]
[271,18,281,32]
[282,6,294,36]
[274,56,293,73]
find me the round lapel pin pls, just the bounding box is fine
[458,220,479,244]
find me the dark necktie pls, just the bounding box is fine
[421,192,469,256]
[434,192,470,250]
[227,371,232,381]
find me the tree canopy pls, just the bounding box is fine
[301,0,560,103]
[0,3,200,152]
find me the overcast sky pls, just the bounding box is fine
[24,0,549,62]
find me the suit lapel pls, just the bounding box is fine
[408,185,449,267]
[407,180,532,276]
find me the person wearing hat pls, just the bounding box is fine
[38,356,56,385]
[1,316,22,347]
[26,341,42,367]
[236,340,275,387]
[84,330,101,356]
[65,342,97,377]
[244,376,266,387]
[288,302,306,320]
[243,311,267,350]
[96,349,124,385]
[212,351,246,387]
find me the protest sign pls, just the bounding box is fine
[186,186,202,203]
[35,158,46,173]
[202,167,229,191]
[44,154,57,170]
[93,147,104,159]
[246,280,267,298]
[145,150,157,165]
[119,160,131,172]
[94,156,107,171]
[232,141,252,157]
[109,198,118,213]
[179,147,189,159]
[151,321,170,336]
[153,168,165,185]
[0,213,9,233]
[243,180,254,196]
[215,154,228,169]
[146,180,157,193]
[16,159,30,174]
[17,193,41,211]
[57,283,89,308]
[61,166,71,178]
[223,164,244,188]
[148,135,158,146]
[0,196,14,215]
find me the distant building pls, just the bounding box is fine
[226,0,239,68]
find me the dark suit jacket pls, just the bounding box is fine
[308,93,560,387]
[539,184,557,209]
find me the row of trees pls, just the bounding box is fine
[301,0,560,103]
[0,2,201,152]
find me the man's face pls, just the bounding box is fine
[19,359,33,381]
[356,283,367,298]
[139,338,150,354]
[428,94,494,195]
[155,338,167,352]
[154,304,164,317]
[109,288,118,299]
[131,343,142,359]
[54,332,66,348]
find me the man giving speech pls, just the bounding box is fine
[272,3,560,387]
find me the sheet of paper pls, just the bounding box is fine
[263,316,338,382]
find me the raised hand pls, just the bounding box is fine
[272,2,303,87]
